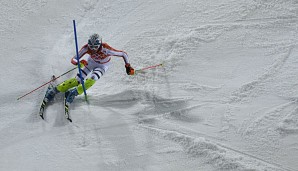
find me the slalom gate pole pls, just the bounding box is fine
[134,63,164,74]
[17,67,77,100]
[73,20,88,101]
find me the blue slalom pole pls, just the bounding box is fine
[73,20,88,101]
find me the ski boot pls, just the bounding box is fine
[44,87,58,102]
[65,88,79,104]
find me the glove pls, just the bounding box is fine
[79,60,88,68]
[125,63,135,75]
[72,59,88,68]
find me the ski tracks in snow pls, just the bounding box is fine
[139,124,293,171]
[131,90,295,170]
[230,46,295,103]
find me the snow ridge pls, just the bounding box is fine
[141,125,285,171]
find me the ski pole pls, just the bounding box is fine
[17,67,77,100]
[134,63,164,75]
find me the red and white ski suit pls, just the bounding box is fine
[71,43,129,81]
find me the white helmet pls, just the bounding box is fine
[88,33,102,51]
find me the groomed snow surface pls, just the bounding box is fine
[1,0,298,170]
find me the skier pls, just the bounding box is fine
[44,33,135,104]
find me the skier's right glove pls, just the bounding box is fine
[79,60,88,68]
[72,59,88,68]
[125,63,135,75]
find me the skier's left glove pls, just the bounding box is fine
[125,63,135,75]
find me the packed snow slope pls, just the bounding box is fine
[1,0,298,170]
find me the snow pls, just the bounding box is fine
[1,0,298,170]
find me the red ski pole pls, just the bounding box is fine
[134,63,164,75]
[17,67,77,100]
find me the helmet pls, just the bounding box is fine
[88,33,102,51]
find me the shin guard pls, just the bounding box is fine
[77,78,96,95]
[56,78,79,92]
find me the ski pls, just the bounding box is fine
[39,75,56,120]
[64,91,72,122]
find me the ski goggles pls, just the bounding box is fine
[88,39,101,50]
[88,44,100,50]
